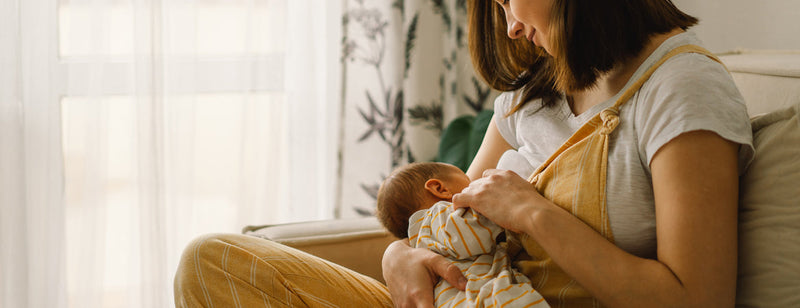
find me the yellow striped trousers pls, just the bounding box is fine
[174,233,393,307]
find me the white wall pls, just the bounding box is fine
[672,0,800,52]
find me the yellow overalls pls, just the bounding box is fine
[514,44,724,307]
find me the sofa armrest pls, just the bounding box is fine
[242,217,396,283]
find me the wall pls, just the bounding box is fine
[672,0,800,52]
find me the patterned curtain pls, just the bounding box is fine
[339,0,496,216]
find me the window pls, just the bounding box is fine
[57,0,341,305]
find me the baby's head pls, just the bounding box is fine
[376,162,471,239]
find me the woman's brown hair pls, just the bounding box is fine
[468,0,698,113]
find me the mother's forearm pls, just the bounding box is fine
[525,205,698,308]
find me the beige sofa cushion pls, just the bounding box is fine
[721,51,800,116]
[736,102,800,307]
[243,217,396,283]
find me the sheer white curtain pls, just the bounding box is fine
[1,0,67,307]
[0,0,342,306]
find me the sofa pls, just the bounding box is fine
[244,50,800,307]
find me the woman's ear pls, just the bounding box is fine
[424,178,454,200]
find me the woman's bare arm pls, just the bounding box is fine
[466,118,513,181]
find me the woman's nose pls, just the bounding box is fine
[506,15,525,39]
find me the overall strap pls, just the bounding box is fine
[612,44,724,109]
[527,44,723,183]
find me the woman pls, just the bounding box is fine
[384,0,752,307]
[174,0,753,307]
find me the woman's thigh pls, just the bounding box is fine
[174,233,393,308]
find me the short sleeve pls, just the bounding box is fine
[493,92,521,149]
[635,53,755,174]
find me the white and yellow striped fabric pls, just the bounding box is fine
[410,201,550,308]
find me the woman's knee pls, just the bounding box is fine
[174,233,288,283]
[174,233,267,306]
[174,233,311,307]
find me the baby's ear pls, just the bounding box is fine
[424,179,453,199]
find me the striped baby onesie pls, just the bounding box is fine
[409,201,549,308]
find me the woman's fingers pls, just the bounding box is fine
[451,191,468,209]
[383,240,462,308]
[426,253,467,291]
[481,168,503,178]
[452,168,543,232]
[452,169,509,209]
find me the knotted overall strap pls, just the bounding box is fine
[516,44,722,308]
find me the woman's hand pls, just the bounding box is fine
[452,169,551,234]
[382,239,467,308]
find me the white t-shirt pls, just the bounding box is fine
[494,32,754,258]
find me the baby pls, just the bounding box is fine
[376,162,549,308]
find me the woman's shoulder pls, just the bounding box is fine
[493,90,551,118]
[655,52,733,87]
[492,90,558,143]
[637,51,744,111]
[638,32,735,96]
[493,91,519,115]
[631,50,753,171]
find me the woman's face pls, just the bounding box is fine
[495,0,554,53]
